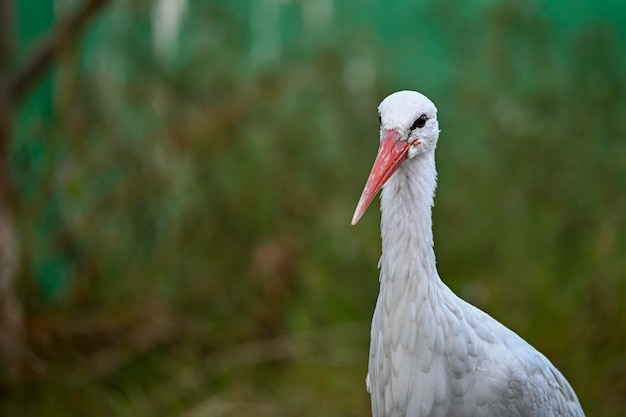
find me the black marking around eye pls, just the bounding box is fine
[410,114,428,131]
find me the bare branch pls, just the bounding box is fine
[0,0,23,382]
[8,0,111,106]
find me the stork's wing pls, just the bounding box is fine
[367,284,584,417]
[496,343,584,417]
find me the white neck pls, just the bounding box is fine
[379,151,440,291]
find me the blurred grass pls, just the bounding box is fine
[3,0,626,416]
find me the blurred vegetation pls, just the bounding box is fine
[2,0,626,416]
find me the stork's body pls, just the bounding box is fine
[352,91,584,417]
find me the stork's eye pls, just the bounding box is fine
[378,113,382,125]
[410,114,428,131]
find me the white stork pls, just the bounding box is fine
[351,91,584,417]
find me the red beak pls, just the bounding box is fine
[351,130,411,225]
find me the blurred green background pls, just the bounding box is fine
[2,0,626,415]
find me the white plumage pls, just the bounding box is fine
[352,91,584,417]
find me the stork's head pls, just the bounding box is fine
[351,91,439,225]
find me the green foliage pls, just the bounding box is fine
[4,0,626,416]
